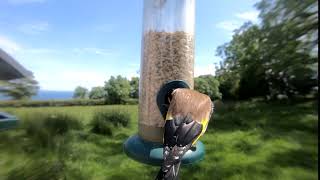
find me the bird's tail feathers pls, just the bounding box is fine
[155,162,181,180]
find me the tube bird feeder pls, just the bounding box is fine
[124,0,204,166]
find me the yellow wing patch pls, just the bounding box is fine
[192,118,210,145]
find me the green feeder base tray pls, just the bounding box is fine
[0,112,19,131]
[124,134,205,166]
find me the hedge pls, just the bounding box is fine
[0,99,106,107]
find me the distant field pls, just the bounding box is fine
[0,101,318,180]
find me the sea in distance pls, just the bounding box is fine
[0,90,73,101]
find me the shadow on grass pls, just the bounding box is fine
[268,148,318,170]
[6,158,89,180]
[232,138,261,155]
[75,132,124,155]
[107,167,159,180]
[210,100,317,136]
[201,147,318,180]
[6,159,66,180]
[201,100,318,179]
[180,164,202,179]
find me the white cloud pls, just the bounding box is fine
[194,52,220,77]
[36,65,140,91]
[18,22,49,35]
[216,20,242,31]
[215,10,259,38]
[0,35,131,91]
[36,69,108,91]
[7,0,46,5]
[72,48,115,56]
[128,63,140,68]
[0,35,21,55]
[23,48,59,54]
[123,68,140,79]
[235,11,259,22]
[84,48,112,56]
[0,35,61,56]
[194,63,215,77]
[215,20,241,39]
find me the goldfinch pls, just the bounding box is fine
[156,88,214,180]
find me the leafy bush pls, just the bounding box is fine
[23,113,82,147]
[194,75,222,100]
[90,118,113,136]
[94,109,130,127]
[129,77,139,99]
[73,86,88,99]
[122,98,138,105]
[0,99,105,107]
[89,86,106,99]
[90,109,131,135]
[104,75,131,104]
[43,114,82,135]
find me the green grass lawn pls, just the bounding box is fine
[0,100,318,180]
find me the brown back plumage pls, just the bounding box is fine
[167,88,213,123]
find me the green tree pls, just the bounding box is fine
[216,0,318,100]
[89,86,105,99]
[194,75,222,100]
[104,75,131,104]
[73,86,88,99]
[129,77,139,99]
[216,23,268,99]
[256,0,318,98]
[215,65,240,100]
[0,78,39,100]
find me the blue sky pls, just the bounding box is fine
[0,0,259,91]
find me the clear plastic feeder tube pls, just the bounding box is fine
[139,0,195,142]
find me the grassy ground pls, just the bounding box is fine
[0,100,318,180]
